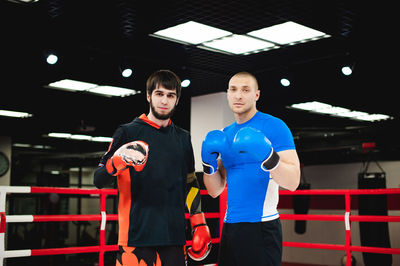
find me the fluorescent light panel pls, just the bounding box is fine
[47,79,137,97]
[13,143,52,149]
[289,101,393,122]
[151,20,328,55]
[88,86,137,97]
[48,79,97,91]
[0,110,33,118]
[248,21,330,45]
[201,34,277,55]
[152,21,232,45]
[48,133,112,142]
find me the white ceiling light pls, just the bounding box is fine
[151,21,232,45]
[91,136,113,142]
[47,79,138,97]
[48,133,112,142]
[70,134,93,141]
[290,101,332,111]
[181,79,191,88]
[289,101,393,122]
[201,34,276,55]
[150,21,327,55]
[48,79,97,92]
[280,78,290,87]
[341,66,352,76]
[46,54,58,65]
[121,68,133,78]
[13,143,52,149]
[88,86,137,97]
[247,21,330,45]
[48,133,72,138]
[0,110,33,118]
[356,114,392,122]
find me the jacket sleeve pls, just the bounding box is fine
[93,126,126,188]
[185,133,202,215]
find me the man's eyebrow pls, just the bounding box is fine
[229,85,250,88]
[154,89,176,95]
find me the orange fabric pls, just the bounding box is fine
[138,113,171,129]
[117,169,132,246]
[116,246,161,266]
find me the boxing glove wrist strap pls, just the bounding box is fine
[190,212,206,229]
[106,158,118,176]
[261,149,280,171]
[202,162,216,175]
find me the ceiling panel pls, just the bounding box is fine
[1,0,398,164]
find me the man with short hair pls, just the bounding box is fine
[202,71,300,266]
[94,69,211,266]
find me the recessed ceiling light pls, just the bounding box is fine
[341,66,352,76]
[0,110,33,118]
[46,54,58,65]
[201,34,276,55]
[289,101,393,122]
[151,21,232,45]
[47,79,137,97]
[91,137,113,142]
[48,79,97,92]
[280,78,290,87]
[88,86,136,97]
[181,79,191,88]
[48,133,72,138]
[48,133,112,142]
[247,21,329,45]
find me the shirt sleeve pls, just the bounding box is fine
[265,117,296,153]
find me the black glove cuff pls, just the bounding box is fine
[261,149,280,171]
[202,162,216,175]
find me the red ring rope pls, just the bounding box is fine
[0,186,399,266]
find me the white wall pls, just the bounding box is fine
[190,92,234,172]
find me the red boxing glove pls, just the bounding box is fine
[188,212,212,261]
[106,141,149,175]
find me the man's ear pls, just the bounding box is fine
[146,93,151,103]
[175,97,180,106]
[255,89,260,102]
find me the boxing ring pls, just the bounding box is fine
[0,186,399,266]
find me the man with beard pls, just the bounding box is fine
[94,70,211,266]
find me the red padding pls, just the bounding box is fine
[31,214,118,222]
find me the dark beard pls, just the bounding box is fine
[150,99,176,120]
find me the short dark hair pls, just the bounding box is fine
[231,71,259,90]
[146,70,182,99]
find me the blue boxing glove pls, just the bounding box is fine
[201,130,228,175]
[232,127,280,171]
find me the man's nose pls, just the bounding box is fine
[161,95,168,104]
[234,90,242,99]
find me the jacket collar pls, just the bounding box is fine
[138,113,171,129]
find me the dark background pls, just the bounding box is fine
[1,0,398,166]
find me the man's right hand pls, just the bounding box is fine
[106,140,149,175]
[201,130,228,175]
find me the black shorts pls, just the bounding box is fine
[116,245,186,266]
[218,218,282,266]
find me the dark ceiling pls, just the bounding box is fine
[1,0,399,165]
